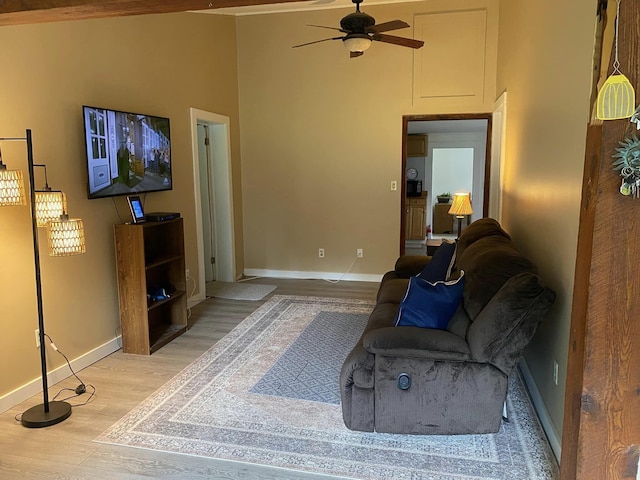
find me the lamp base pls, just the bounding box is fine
[21,401,71,428]
[456,216,464,240]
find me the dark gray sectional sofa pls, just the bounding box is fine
[340,218,555,435]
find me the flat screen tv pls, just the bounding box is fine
[82,105,172,199]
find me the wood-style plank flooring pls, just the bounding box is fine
[0,278,379,479]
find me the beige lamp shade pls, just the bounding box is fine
[0,167,26,206]
[47,215,86,256]
[35,191,67,227]
[448,193,473,217]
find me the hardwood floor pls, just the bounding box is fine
[0,278,379,479]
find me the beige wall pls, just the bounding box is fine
[237,0,498,278]
[496,0,596,440]
[0,13,241,399]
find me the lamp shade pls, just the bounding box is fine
[47,215,86,256]
[448,193,473,217]
[0,167,26,206]
[35,190,67,227]
[343,34,372,52]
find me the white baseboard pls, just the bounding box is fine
[0,336,122,414]
[243,268,383,283]
[518,358,561,462]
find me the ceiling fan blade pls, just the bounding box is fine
[293,36,343,48]
[372,33,424,49]
[308,24,348,33]
[367,20,410,33]
[350,51,364,58]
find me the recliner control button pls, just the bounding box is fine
[397,373,411,390]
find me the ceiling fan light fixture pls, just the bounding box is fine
[343,34,372,52]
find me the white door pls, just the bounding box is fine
[84,107,111,195]
[197,123,216,282]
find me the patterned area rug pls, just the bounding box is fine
[96,295,558,480]
[205,281,276,300]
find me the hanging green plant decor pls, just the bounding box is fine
[613,134,640,197]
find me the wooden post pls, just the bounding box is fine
[561,1,640,478]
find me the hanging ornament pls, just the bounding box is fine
[613,134,640,197]
[596,0,636,120]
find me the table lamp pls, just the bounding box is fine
[448,192,473,239]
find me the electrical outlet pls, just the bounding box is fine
[35,329,40,349]
[390,181,398,191]
[553,360,559,385]
[357,248,363,258]
[186,269,190,278]
[318,248,325,258]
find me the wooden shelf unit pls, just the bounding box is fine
[114,218,187,355]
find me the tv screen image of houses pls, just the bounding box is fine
[83,106,172,199]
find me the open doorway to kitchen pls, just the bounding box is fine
[400,114,492,256]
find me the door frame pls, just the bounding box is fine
[190,108,236,302]
[400,113,493,254]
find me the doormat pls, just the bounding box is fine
[205,281,276,301]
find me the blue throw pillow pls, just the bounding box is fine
[394,271,465,329]
[417,240,457,283]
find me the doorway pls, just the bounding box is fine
[190,108,236,304]
[401,114,492,256]
[197,124,216,283]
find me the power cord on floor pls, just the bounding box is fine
[14,334,96,423]
[323,256,360,284]
[236,276,262,283]
[43,334,96,406]
[115,324,122,349]
[186,272,197,319]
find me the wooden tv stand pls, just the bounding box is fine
[114,218,188,355]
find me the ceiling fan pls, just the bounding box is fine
[293,0,424,58]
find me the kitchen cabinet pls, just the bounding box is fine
[405,196,427,240]
[406,135,428,157]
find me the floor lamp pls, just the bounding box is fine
[0,129,86,428]
[448,192,473,239]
